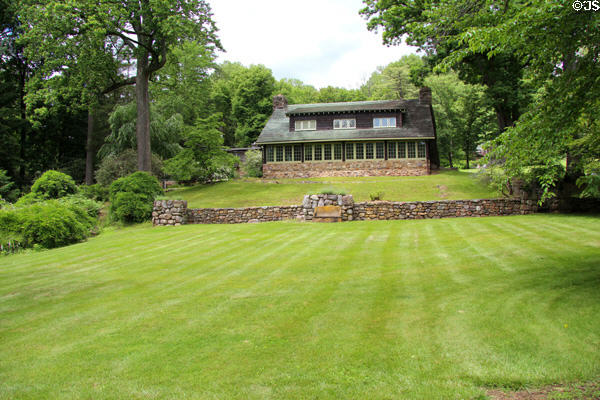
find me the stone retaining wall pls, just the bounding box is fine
[262,159,429,179]
[152,200,188,226]
[352,199,537,221]
[153,196,542,226]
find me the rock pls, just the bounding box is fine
[302,195,311,208]
[310,195,319,201]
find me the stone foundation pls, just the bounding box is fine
[187,205,303,224]
[262,159,429,179]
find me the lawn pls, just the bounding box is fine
[165,169,500,208]
[1,214,599,399]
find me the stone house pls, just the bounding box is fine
[255,89,439,179]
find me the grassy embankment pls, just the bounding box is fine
[165,169,500,208]
[1,214,599,398]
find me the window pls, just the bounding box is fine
[376,142,385,159]
[333,119,356,129]
[266,146,274,162]
[355,143,364,159]
[373,117,396,128]
[323,143,332,160]
[407,142,416,158]
[388,142,397,159]
[314,144,322,161]
[294,145,302,161]
[304,144,312,161]
[365,143,374,159]
[334,143,343,160]
[285,145,293,162]
[346,143,354,160]
[418,142,426,158]
[398,142,406,158]
[295,119,316,131]
[276,146,283,162]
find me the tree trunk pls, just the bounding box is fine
[448,137,454,168]
[136,52,152,172]
[85,108,95,185]
[19,61,27,185]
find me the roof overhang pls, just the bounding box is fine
[256,137,435,145]
[286,108,406,117]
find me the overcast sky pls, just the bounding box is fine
[209,0,417,89]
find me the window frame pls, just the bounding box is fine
[333,118,356,130]
[373,117,397,129]
[294,119,316,131]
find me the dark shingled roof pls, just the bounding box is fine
[256,99,435,144]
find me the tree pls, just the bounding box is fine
[360,55,424,100]
[361,0,530,132]
[23,0,221,172]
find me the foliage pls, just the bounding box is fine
[95,150,163,187]
[241,150,263,178]
[318,188,347,196]
[0,170,19,203]
[163,115,237,183]
[109,171,162,223]
[0,197,99,249]
[360,55,424,100]
[369,191,384,201]
[30,170,77,199]
[100,103,183,160]
[78,184,109,202]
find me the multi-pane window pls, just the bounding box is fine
[294,145,302,161]
[267,146,274,162]
[388,142,397,159]
[304,144,312,161]
[346,143,354,160]
[314,144,322,161]
[333,119,356,129]
[398,142,406,158]
[323,144,332,160]
[334,143,343,160]
[355,143,364,159]
[376,142,385,159]
[365,143,374,159]
[285,145,293,161]
[407,142,416,158]
[418,142,426,158]
[276,146,284,162]
[295,119,316,131]
[373,117,396,128]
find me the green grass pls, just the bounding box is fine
[1,214,599,399]
[165,169,500,208]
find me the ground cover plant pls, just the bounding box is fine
[1,214,599,399]
[166,169,499,208]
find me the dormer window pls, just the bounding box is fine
[295,120,316,131]
[373,117,396,128]
[333,118,356,129]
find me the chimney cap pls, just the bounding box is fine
[273,94,288,110]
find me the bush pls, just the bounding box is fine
[78,184,109,202]
[30,170,77,199]
[0,170,19,203]
[109,171,163,223]
[369,191,384,201]
[319,188,347,195]
[96,149,164,186]
[0,200,91,249]
[241,150,263,177]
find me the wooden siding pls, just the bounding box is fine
[290,112,402,132]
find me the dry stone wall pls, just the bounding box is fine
[152,196,540,226]
[263,159,429,179]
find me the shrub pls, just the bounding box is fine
[319,188,347,195]
[0,201,89,249]
[369,191,384,201]
[78,184,109,202]
[241,150,263,177]
[96,149,163,186]
[15,192,45,207]
[109,171,163,223]
[30,170,77,199]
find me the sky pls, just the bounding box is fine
[209,0,417,89]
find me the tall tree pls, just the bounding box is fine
[23,0,221,172]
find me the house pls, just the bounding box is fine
[255,88,439,179]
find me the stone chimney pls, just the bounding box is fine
[273,94,288,110]
[419,87,432,105]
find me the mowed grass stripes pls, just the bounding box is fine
[1,214,599,399]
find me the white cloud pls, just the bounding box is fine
[210,0,417,89]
